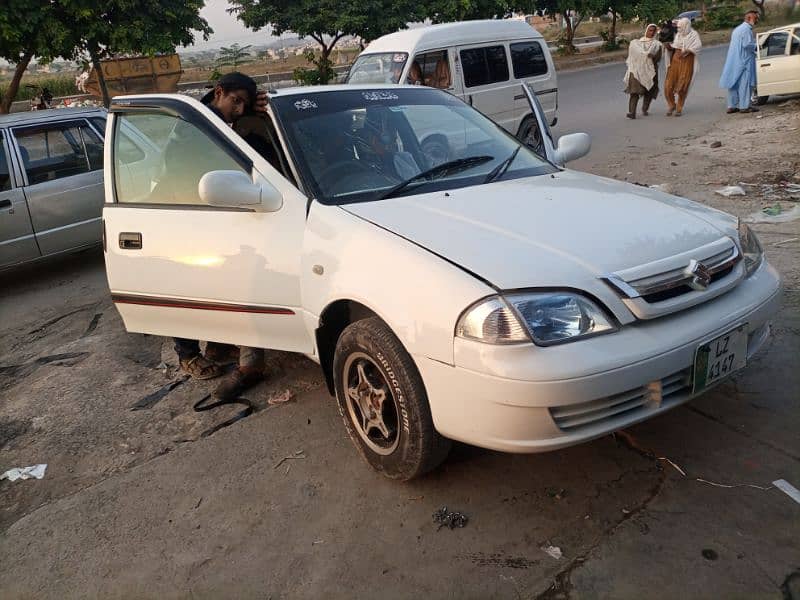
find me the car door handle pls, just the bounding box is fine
[0,199,11,210]
[468,95,473,106]
[760,63,771,67]
[119,232,142,250]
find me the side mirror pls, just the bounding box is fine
[554,133,591,165]
[199,170,282,212]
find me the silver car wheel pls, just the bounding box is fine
[344,352,400,456]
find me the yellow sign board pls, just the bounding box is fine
[85,54,182,98]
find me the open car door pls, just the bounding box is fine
[103,95,314,353]
[520,83,590,166]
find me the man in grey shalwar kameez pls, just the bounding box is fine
[719,10,760,113]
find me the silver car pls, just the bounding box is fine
[0,107,107,269]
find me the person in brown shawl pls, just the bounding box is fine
[624,23,663,119]
[664,17,702,116]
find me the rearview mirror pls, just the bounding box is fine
[554,133,591,165]
[198,170,282,212]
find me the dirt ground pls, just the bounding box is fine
[0,96,798,597]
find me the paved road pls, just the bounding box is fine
[555,45,731,172]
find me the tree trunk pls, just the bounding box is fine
[751,0,765,17]
[0,52,33,114]
[91,51,111,108]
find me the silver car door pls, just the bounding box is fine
[520,82,557,163]
[0,129,40,268]
[11,119,104,256]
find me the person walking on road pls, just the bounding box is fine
[664,17,702,116]
[719,10,760,114]
[624,23,663,119]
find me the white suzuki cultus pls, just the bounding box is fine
[103,85,780,480]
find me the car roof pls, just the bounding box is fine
[361,20,543,55]
[763,22,800,35]
[0,107,107,127]
[268,83,444,97]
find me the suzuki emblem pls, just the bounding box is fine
[685,259,712,291]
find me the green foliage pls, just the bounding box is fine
[292,49,335,85]
[424,0,515,22]
[209,68,223,81]
[0,76,77,102]
[599,29,628,51]
[631,0,680,24]
[702,5,742,30]
[216,43,253,69]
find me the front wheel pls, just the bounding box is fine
[518,116,544,157]
[333,317,451,480]
[754,95,769,106]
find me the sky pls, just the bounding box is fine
[189,0,281,51]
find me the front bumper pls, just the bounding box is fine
[416,261,782,453]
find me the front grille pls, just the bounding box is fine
[642,265,735,303]
[549,368,692,432]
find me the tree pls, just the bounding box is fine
[216,43,253,69]
[0,0,72,113]
[750,0,765,18]
[57,0,212,106]
[423,0,516,22]
[229,0,415,83]
[536,0,604,53]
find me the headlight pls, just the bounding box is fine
[738,221,763,277]
[456,292,617,346]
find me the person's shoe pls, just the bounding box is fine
[204,343,240,365]
[726,107,739,114]
[675,110,682,116]
[179,355,223,380]
[666,108,675,116]
[213,368,263,400]
[740,106,760,113]
[642,109,649,116]
[626,112,636,119]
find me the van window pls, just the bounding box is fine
[347,53,408,84]
[460,46,509,88]
[413,50,452,89]
[510,41,548,78]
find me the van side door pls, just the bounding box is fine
[509,40,557,126]
[11,118,104,256]
[455,43,517,133]
[0,129,40,268]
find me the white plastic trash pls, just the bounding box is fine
[715,185,746,197]
[1,464,47,482]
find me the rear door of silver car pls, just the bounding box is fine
[10,118,104,256]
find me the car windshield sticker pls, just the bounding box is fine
[392,54,406,63]
[362,91,399,101]
[294,99,318,110]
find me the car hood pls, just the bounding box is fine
[343,170,737,290]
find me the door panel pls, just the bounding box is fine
[757,31,794,96]
[457,43,518,133]
[509,40,557,127]
[0,131,40,267]
[104,99,313,353]
[12,120,104,255]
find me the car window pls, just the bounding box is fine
[791,29,800,55]
[270,88,555,205]
[460,45,510,88]
[413,50,452,89]
[761,32,789,56]
[14,121,102,185]
[510,41,548,78]
[0,132,11,191]
[347,53,408,84]
[114,112,247,205]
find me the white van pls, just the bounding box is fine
[346,20,558,146]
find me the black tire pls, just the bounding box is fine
[754,95,769,106]
[333,317,451,480]
[518,116,544,157]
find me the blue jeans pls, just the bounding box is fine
[727,73,752,110]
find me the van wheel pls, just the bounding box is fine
[518,116,544,156]
[333,317,451,480]
[754,95,768,106]
[421,135,450,167]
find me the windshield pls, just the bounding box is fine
[271,88,556,205]
[346,53,408,84]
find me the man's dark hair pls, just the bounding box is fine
[744,9,759,17]
[201,72,258,107]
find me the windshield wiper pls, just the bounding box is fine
[378,155,494,200]
[483,146,521,184]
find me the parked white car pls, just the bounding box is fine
[103,85,780,480]
[754,22,800,105]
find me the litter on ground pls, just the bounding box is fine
[715,185,746,197]
[1,464,47,482]
[542,545,563,560]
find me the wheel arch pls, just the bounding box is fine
[316,299,388,395]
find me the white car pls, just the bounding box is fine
[103,85,780,480]
[755,22,800,105]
